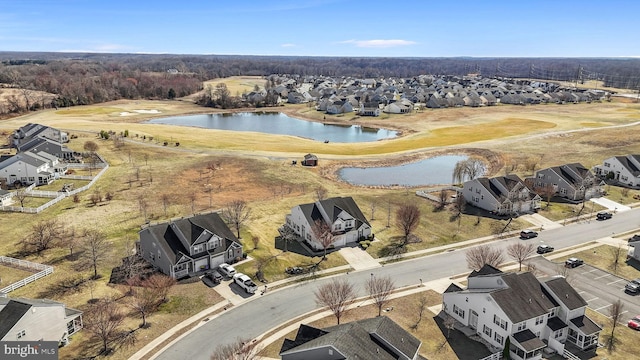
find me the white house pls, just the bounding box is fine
[593,155,640,187]
[0,297,82,347]
[0,152,55,186]
[532,163,601,201]
[462,175,541,216]
[12,123,68,148]
[0,189,13,206]
[442,265,601,360]
[284,196,371,251]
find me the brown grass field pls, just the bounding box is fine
[0,76,640,359]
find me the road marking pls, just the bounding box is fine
[577,290,586,295]
[606,310,628,319]
[585,269,599,273]
[607,279,625,285]
[596,304,612,311]
[594,274,611,280]
[584,297,599,303]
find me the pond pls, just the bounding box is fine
[338,155,477,187]
[146,112,397,143]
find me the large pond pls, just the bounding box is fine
[146,112,397,143]
[338,155,474,186]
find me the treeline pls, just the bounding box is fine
[1,52,640,115]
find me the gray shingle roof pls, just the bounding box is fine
[0,300,31,339]
[544,277,587,310]
[491,272,556,323]
[512,329,546,352]
[570,315,602,335]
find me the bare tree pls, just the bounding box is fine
[314,186,328,201]
[365,275,396,316]
[465,245,504,270]
[396,203,421,246]
[609,244,624,274]
[311,219,335,260]
[524,156,541,175]
[137,194,148,221]
[251,236,259,250]
[84,141,99,176]
[14,188,29,207]
[369,200,377,220]
[314,279,356,324]
[128,275,169,328]
[187,191,197,214]
[210,337,259,360]
[84,298,125,355]
[278,225,297,252]
[82,228,109,279]
[536,184,555,209]
[144,273,176,303]
[603,299,625,352]
[160,193,172,216]
[443,312,456,338]
[411,294,429,330]
[452,158,484,184]
[24,218,63,255]
[222,200,251,239]
[507,243,536,271]
[59,226,79,259]
[436,189,448,210]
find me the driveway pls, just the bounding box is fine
[590,197,631,212]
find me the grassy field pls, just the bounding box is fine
[0,264,36,288]
[0,79,640,359]
[558,244,640,280]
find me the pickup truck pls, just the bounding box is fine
[233,273,257,294]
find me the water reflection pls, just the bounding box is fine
[146,112,397,143]
[338,155,475,186]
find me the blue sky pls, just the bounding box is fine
[1,0,639,57]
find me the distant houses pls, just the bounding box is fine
[462,175,541,216]
[593,155,640,188]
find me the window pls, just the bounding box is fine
[335,224,342,230]
[453,304,465,319]
[483,325,492,337]
[493,315,508,330]
[517,322,527,331]
[468,187,473,192]
[535,315,544,325]
[193,244,204,254]
[157,249,161,259]
[17,330,26,339]
[548,308,556,317]
[494,333,504,345]
[554,329,563,339]
[604,162,610,167]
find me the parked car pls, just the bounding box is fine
[233,273,257,294]
[596,211,613,220]
[565,257,584,268]
[207,270,223,284]
[629,234,640,243]
[625,279,640,294]
[520,229,539,239]
[537,245,554,254]
[628,316,640,330]
[218,263,237,277]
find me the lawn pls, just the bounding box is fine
[0,263,36,288]
[557,244,640,280]
[585,308,639,360]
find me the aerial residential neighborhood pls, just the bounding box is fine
[3,2,640,359]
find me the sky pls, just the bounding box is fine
[1,0,639,57]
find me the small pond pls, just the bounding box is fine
[338,155,477,187]
[146,112,397,143]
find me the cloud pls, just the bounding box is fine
[281,43,296,48]
[340,39,416,48]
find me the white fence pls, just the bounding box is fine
[0,161,109,213]
[478,352,501,360]
[0,256,54,294]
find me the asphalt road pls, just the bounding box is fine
[155,208,640,360]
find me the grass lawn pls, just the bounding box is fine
[36,178,91,192]
[536,200,607,222]
[586,308,639,360]
[558,244,640,280]
[0,264,36,287]
[602,185,640,205]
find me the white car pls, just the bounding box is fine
[218,263,236,277]
[233,273,257,294]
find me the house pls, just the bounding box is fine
[383,100,413,114]
[442,265,601,360]
[463,175,541,216]
[359,102,380,116]
[279,316,422,360]
[12,123,68,148]
[532,163,601,201]
[628,237,640,262]
[593,155,640,187]
[0,152,56,186]
[301,154,318,167]
[284,196,371,251]
[0,189,13,206]
[0,297,82,346]
[137,212,243,279]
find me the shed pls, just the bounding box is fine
[301,154,318,167]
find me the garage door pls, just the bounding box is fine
[195,258,209,271]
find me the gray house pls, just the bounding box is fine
[0,297,82,347]
[12,123,68,148]
[280,316,422,360]
[532,163,600,201]
[137,212,243,279]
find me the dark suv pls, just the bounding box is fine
[629,234,640,243]
[520,229,538,239]
[537,245,554,254]
[596,212,613,220]
[565,257,584,268]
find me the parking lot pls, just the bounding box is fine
[528,257,640,323]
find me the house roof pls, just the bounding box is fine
[512,329,546,352]
[491,272,556,323]
[280,317,420,360]
[469,264,503,277]
[544,277,587,310]
[0,300,31,339]
[570,315,602,335]
[615,155,640,176]
[547,316,568,331]
[444,283,463,293]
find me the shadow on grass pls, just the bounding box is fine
[433,314,492,360]
[377,237,408,259]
